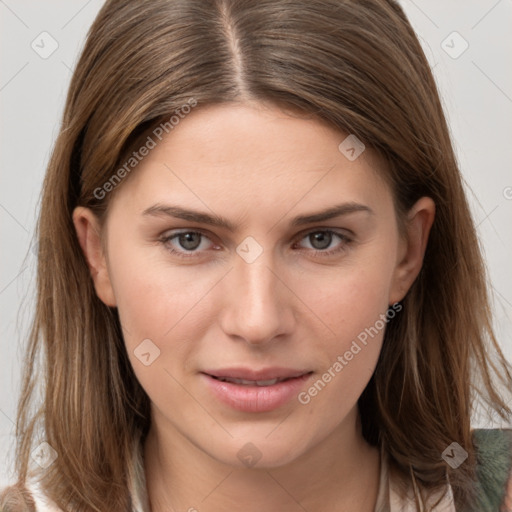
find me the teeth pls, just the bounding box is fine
[255,379,279,386]
[218,377,285,386]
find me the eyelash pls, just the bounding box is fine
[158,229,353,259]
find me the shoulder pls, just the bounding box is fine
[25,481,61,512]
[0,482,36,512]
[0,479,62,512]
[471,428,512,512]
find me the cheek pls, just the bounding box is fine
[111,265,215,409]
[292,259,395,410]
[296,259,395,347]
[106,243,218,370]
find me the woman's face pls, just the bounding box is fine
[75,102,433,468]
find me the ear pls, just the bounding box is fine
[389,197,435,304]
[72,206,117,307]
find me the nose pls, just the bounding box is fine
[218,251,296,346]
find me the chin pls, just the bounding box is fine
[202,432,310,470]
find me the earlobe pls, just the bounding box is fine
[389,197,436,304]
[72,207,117,307]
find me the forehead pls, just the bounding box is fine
[106,102,392,220]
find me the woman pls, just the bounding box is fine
[1,0,511,511]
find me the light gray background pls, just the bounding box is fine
[1,0,511,488]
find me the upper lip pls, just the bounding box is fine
[203,367,312,381]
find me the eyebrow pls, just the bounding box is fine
[141,202,373,231]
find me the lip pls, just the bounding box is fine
[204,367,310,381]
[201,367,313,413]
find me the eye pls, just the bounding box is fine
[294,229,351,256]
[159,228,352,260]
[159,230,217,257]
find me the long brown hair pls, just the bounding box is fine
[2,0,511,510]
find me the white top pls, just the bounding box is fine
[25,441,456,512]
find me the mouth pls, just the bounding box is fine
[208,375,302,386]
[201,368,313,412]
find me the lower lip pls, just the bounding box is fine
[201,373,312,413]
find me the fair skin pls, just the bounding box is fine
[73,102,435,512]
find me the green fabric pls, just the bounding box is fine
[466,428,512,511]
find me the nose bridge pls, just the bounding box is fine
[239,256,276,311]
[220,247,294,344]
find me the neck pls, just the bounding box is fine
[143,407,380,512]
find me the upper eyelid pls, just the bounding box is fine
[292,227,353,240]
[161,227,351,239]
[162,225,352,236]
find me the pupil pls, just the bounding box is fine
[179,232,201,250]
[310,231,332,250]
